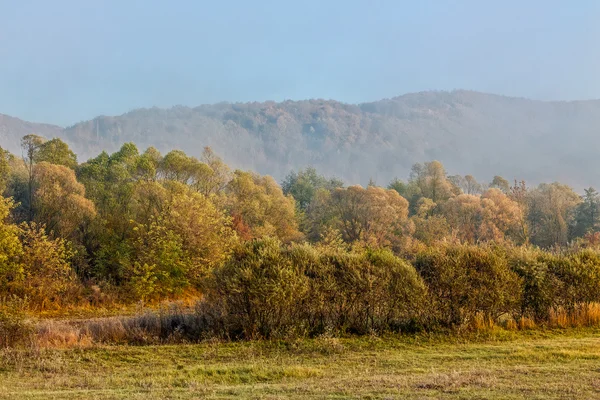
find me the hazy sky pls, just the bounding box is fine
[1,0,599,125]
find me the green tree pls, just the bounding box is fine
[387,178,408,197]
[490,175,510,193]
[571,187,600,238]
[208,238,310,338]
[0,147,10,193]
[527,183,581,248]
[282,167,343,211]
[415,244,522,327]
[20,134,46,220]
[35,138,77,169]
[135,147,162,181]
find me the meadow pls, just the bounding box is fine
[2,329,600,399]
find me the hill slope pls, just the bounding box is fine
[0,114,63,154]
[2,90,600,189]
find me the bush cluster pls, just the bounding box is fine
[201,238,425,339]
[192,240,600,339]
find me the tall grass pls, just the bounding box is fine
[23,300,600,349]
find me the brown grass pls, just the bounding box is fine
[15,301,600,350]
[549,303,600,328]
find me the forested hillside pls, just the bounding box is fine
[2,90,600,189]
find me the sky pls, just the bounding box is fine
[0,0,599,126]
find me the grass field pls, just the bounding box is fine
[2,329,600,399]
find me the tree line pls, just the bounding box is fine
[2,135,600,335]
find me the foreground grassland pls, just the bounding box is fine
[2,330,600,399]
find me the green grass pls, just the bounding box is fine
[2,329,600,399]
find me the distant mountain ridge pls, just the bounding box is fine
[2,90,600,190]
[0,114,62,154]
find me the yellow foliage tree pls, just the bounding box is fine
[326,185,410,248]
[0,197,23,291]
[226,171,302,242]
[33,162,96,239]
[443,189,524,243]
[19,223,79,309]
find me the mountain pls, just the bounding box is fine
[2,90,600,190]
[0,114,62,154]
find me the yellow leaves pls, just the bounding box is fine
[33,162,97,239]
[325,185,409,249]
[121,182,240,300]
[162,188,238,271]
[0,197,23,288]
[17,222,79,309]
[226,171,302,243]
[443,189,524,244]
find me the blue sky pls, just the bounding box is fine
[1,0,599,125]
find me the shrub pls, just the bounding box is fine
[550,249,600,311]
[508,248,600,322]
[18,223,81,310]
[203,240,426,338]
[0,297,33,348]
[507,247,562,320]
[363,248,427,331]
[303,247,426,335]
[207,238,309,339]
[415,244,522,328]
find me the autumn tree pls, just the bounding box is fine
[443,194,482,243]
[198,146,232,196]
[443,189,524,243]
[19,223,79,309]
[32,162,96,240]
[448,175,466,193]
[479,188,525,243]
[411,197,450,245]
[409,161,455,203]
[0,197,23,292]
[527,183,581,248]
[226,171,302,242]
[323,185,410,248]
[464,175,482,195]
